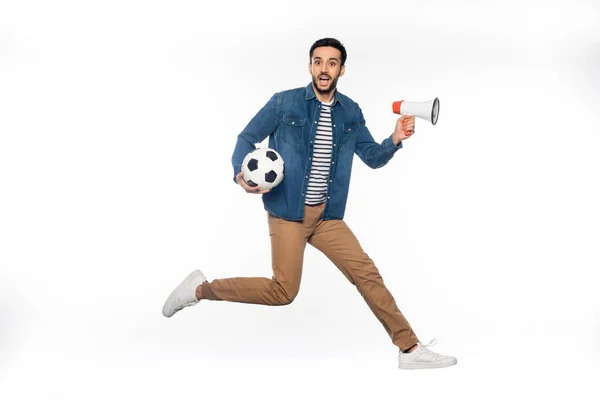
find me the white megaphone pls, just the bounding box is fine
[392,98,440,125]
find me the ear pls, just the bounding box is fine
[307,62,313,75]
[339,64,346,78]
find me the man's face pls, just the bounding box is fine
[308,46,345,96]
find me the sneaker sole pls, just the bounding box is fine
[398,358,457,370]
[162,270,207,318]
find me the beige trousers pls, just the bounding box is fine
[201,202,419,351]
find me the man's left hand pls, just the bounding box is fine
[393,115,416,145]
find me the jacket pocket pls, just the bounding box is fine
[341,121,362,150]
[343,121,361,133]
[280,114,305,146]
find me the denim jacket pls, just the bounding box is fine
[232,83,403,221]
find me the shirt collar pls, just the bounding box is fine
[305,83,344,107]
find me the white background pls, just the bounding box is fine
[1,0,599,398]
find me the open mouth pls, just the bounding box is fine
[318,75,331,84]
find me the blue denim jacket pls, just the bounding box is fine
[232,83,403,221]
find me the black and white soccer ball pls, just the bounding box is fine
[241,148,285,190]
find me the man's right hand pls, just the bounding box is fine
[236,172,271,194]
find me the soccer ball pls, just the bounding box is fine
[241,147,285,190]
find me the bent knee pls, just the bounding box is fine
[273,282,299,305]
[278,289,298,305]
[278,296,296,305]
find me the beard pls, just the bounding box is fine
[312,73,339,96]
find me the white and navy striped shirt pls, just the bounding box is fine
[305,101,333,205]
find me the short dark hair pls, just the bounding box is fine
[309,38,347,66]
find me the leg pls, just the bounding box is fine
[308,219,419,352]
[200,211,314,305]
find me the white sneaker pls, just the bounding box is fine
[398,338,457,370]
[162,270,207,318]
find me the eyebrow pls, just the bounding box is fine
[312,57,340,62]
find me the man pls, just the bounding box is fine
[162,38,457,370]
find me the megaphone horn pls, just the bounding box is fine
[392,98,440,125]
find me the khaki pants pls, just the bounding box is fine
[201,203,419,352]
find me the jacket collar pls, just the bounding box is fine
[304,83,344,107]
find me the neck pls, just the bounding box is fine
[312,84,335,104]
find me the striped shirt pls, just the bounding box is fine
[305,101,333,205]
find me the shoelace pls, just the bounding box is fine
[419,338,440,358]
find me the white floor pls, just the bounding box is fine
[2,297,598,400]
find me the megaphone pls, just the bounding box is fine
[392,98,440,125]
